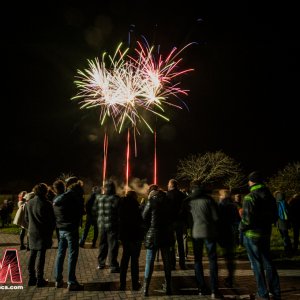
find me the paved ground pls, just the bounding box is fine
[1,233,300,300]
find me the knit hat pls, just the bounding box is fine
[248,171,264,183]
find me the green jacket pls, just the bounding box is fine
[239,184,277,239]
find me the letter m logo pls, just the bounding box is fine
[0,249,22,284]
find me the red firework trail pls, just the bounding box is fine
[154,130,157,185]
[102,132,108,189]
[125,129,130,193]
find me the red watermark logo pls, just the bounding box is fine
[0,249,22,284]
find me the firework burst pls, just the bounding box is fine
[72,39,194,133]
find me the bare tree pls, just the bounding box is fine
[268,162,300,198]
[177,150,245,189]
[224,173,246,191]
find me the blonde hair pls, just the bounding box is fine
[219,189,231,199]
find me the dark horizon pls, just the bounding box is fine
[1,1,299,193]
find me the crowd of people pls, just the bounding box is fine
[5,171,300,299]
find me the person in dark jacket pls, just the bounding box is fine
[166,179,187,270]
[94,180,121,273]
[274,191,292,254]
[240,171,281,300]
[53,176,85,291]
[119,190,144,291]
[217,189,240,288]
[233,193,243,246]
[25,183,55,287]
[79,186,100,248]
[142,184,174,296]
[52,179,66,244]
[181,180,222,299]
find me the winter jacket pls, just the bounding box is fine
[13,200,28,229]
[277,199,290,230]
[94,193,120,231]
[85,192,98,221]
[142,190,174,248]
[119,196,144,242]
[53,184,85,231]
[239,183,278,239]
[166,188,186,226]
[182,188,219,239]
[25,195,55,250]
[218,197,240,246]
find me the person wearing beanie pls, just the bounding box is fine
[248,171,264,184]
[239,171,281,299]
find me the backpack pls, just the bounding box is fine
[278,200,289,221]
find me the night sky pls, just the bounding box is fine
[1,1,299,192]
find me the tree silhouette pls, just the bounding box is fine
[177,150,245,189]
[268,162,300,198]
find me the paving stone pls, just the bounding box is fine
[1,233,300,299]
